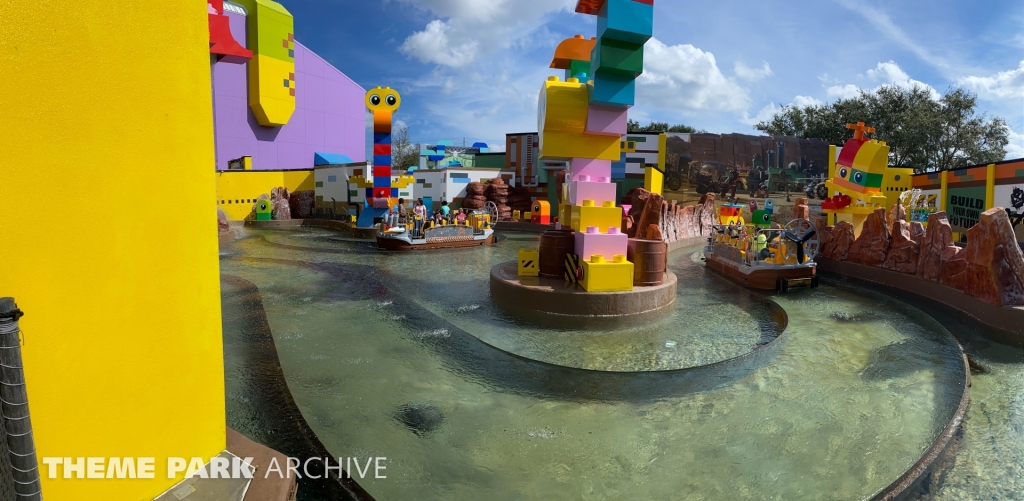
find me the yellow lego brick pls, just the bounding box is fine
[518,248,540,277]
[348,175,374,189]
[539,131,621,161]
[538,76,589,135]
[644,166,663,195]
[512,210,521,219]
[559,203,572,226]
[571,200,621,232]
[580,254,633,292]
[393,175,415,189]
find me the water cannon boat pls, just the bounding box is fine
[376,207,496,251]
[703,218,819,292]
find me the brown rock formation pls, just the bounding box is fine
[847,208,890,266]
[646,224,663,240]
[821,221,855,261]
[941,248,968,292]
[790,197,806,219]
[217,208,230,233]
[270,187,291,220]
[917,212,957,282]
[963,208,1024,306]
[882,220,920,274]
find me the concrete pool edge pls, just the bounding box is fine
[221,274,376,501]
[489,261,678,317]
[818,258,1024,346]
[869,351,971,501]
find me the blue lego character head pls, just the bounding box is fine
[752,210,771,228]
[764,198,775,214]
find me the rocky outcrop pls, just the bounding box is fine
[882,220,920,274]
[271,187,291,220]
[793,197,809,220]
[963,208,1024,306]
[485,178,512,219]
[847,208,890,266]
[820,221,855,261]
[217,208,230,233]
[823,206,1024,307]
[289,190,315,219]
[464,182,486,210]
[917,212,957,282]
[621,188,717,243]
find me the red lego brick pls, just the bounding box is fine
[373,144,391,156]
[373,166,391,177]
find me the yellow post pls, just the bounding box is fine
[940,169,949,212]
[2,2,225,499]
[986,163,996,209]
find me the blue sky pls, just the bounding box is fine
[287,0,1024,157]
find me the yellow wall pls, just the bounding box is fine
[216,169,314,220]
[0,2,225,499]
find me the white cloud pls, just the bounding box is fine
[865,61,940,99]
[740,103,778,126]
[636,38,751,113]
[826,84,860,100]
[393,0,575,68]
[1007,128,1024,160]
[958,60,1024,100]
[823,61,939,101]
[734,61,773,82]
[866,60,910,83]
[399,20,479,68]
[792,95,823,108]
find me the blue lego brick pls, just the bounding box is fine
[611,161,626,179]
[373,155,392,166]
[365,187,373,197]
[314,152,352,166]
[588,73,636,108]
[597,0,654,45]
[391,188,399,197]
[373,176,392,187]
[373,133,392,145]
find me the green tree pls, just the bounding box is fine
[627,119,706,134]
[755,85,1009,173]
[391,124,420,171]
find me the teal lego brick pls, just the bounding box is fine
[597,0,654,45]
[565,59,591,81]
[591,37,643,77]
[588,73,636,108]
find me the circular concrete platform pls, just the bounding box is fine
[489,261,677,318]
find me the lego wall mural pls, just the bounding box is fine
[237,0,296,126]
[663,133,830,195]
[911,159,1024,243]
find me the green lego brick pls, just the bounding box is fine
[591,37,643,77]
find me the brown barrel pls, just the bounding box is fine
[539,228,575,279]
[628,238,668,286]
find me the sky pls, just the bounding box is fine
[285,0,1024,157]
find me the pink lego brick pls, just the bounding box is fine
[575,226,628,262]
[570,175,618,206]
[585,105,628,136]
[569,158,612,182]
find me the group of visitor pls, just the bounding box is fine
[390,198,475,238]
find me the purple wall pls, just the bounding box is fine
[213,11,366,170]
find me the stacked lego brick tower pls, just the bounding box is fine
[537,0,654,292]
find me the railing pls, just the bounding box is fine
[0,299,41,500]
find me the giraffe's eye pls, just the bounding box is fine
[386,95,397,106]
[370,94,381,106]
